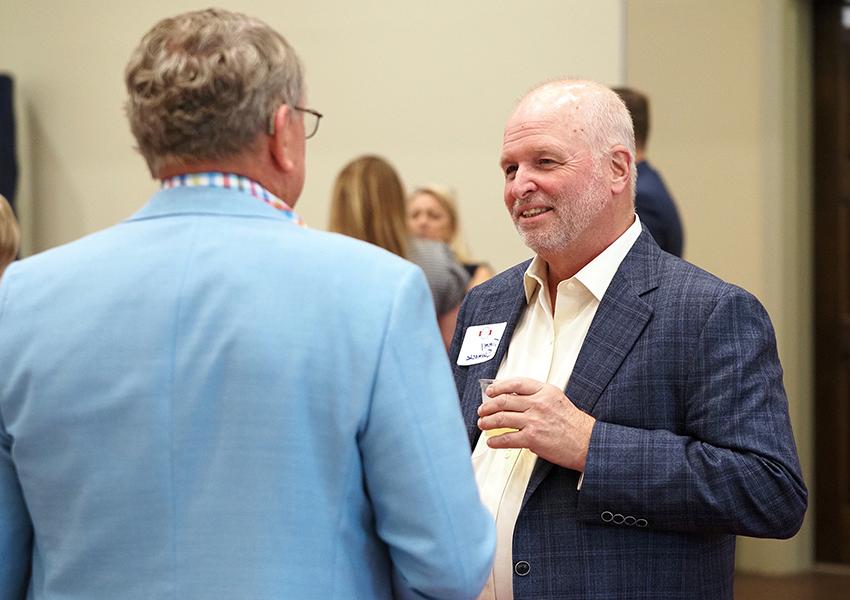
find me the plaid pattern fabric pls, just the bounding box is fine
[449,230,807,599]
[161,172,304,227]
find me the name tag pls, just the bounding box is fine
[456,322,507,366]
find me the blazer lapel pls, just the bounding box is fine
[523,232,661,505]
[459,263,529,445]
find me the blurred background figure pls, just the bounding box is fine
[0,74,18,211]
[408,184,495,289]
[329,155,469,347]
[614,86,684,257]
[0,194,19,276]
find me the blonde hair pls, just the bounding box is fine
[328,156,409,258]
[410,184,472,263]
[124,8,304,174]
[0,195,20,275]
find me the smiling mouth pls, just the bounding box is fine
[519,207,552,218]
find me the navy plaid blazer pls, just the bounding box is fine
[450,231,807,600]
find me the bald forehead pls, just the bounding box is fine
[520,81,593,110]
[509,81,604,126]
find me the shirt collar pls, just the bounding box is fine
[160,172,305,227]
[523,215,643,303]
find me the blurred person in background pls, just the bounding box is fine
[0,194,19,276]
[408,184,495,289]
[613,86,684,257]
[329,155,469,348]
[0,9,494,599]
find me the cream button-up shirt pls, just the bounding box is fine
[473,217,642,600]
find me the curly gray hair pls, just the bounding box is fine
[125,8,304,174]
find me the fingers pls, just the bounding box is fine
[486,430,524,449]
[477,392,526,417]
[477,410,524,433]
[478,377,547,417]
[485,377,545,398]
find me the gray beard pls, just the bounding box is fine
[512,185,608,254]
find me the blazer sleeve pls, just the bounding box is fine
[358,266,494,599]
[0,277,33,600]
[575,287,807,538]
[0,432,31,600]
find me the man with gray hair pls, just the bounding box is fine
[450,79,806,599]
[0,9,494,599]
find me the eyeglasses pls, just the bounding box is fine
[294,106,323,139]
[267,105,323,139]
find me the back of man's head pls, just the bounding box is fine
[612,87,649,152]
[124,8,304,175]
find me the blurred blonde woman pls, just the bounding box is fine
[407,185,494,289]
[0,195,20,277]
[329,156,469,347]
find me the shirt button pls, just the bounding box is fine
[514,560,531,577]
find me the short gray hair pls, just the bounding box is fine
[524,80,637,195]
[125,8,304,173]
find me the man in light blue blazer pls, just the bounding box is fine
[0,9,494,599]
[450,80,806,599]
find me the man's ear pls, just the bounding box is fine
[609,145,632,195]
[270,104,295,173]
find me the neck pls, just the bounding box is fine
[636,147,646,162]
[540,208,634,307]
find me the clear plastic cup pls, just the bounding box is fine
[478,378,517,437]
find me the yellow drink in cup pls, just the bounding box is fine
[479,378,518,438]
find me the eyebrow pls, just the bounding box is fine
[500,144,568,166]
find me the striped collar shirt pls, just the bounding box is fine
[160,172,305,227]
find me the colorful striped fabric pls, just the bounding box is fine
[161,172,305,227]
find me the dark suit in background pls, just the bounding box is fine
[0,74,18,210]
[636,160,683,256]
[615,86,684,257]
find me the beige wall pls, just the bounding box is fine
[0,0,624,264]
[1,0,816,575]
[625,0,814,573]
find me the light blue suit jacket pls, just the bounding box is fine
[0,186,495,599]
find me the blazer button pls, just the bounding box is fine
[514,560,531,576]
[601,511,614,522]
[636,518,648,528]
[612,513,625,525]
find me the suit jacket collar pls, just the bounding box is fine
[459,260,530,443]
[522,231,661,503]
[567,229,660,413]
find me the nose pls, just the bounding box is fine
[410,216,428,235]
[510,167,538,202]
